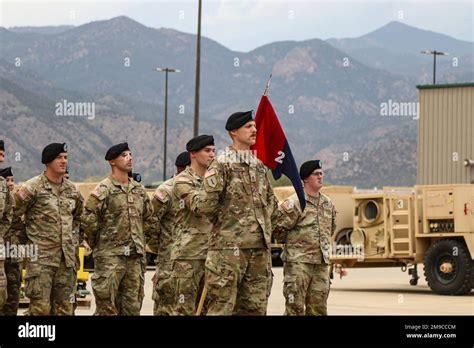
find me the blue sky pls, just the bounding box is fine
[1,0,472,51]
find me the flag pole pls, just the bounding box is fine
[263,74,272,97]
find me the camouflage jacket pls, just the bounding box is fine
[0,177,13,259]
[12,174,84,268]
[82,176,153,258]
[4,187,27,263]
[170,167,212,260]
[273,192,336,264]
[144,177,181,265]
[190,146,279,250]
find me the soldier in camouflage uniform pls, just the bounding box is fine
[146,152,190,315]
[189,111,279,315]
[0,140,13,311]
[0,167,25,315]
[273,160,336,316]
[82,143,153,316]
[12,143,84,315]
[170,135,215,315]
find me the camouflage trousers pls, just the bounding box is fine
[0,260,6,311]
[204,248,272,316]
[283,262,330,316]
[92,254,145,316]
[0,258,21,315]
[171,259,206,316]
[24,257,76,316]
[153,261,175,316]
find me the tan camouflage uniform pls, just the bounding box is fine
[12,174,84,315]
[82,175,153,316]
[1,190,25,316]
[170,167,212,315]
[145,177,180,316]
[273,192,336,316]
[190,147,279,315]
[0,176,12,311]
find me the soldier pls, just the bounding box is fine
[12,143,84,315]
[171,135,215,315]
[82,142,153,315]
[273,160,336,316]
[146,151,190,315]
[0,140,13,311]
[0,167,24,316]
[175,151,191,174]
[189,111,279,315]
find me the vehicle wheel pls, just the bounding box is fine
[409,278,418,286]
[335,228,352,245]
[424,239,472,295]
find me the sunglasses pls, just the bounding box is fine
[311,171,324,176]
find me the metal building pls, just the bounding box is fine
[417,83,474,185]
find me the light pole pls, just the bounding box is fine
[154,67,180,181]
[420,50,449,84]
[193,0,202,136]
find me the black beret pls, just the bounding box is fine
[300,160,323,180]
[105,142,130,161]
[0,140,4,151]
[225,110,254,131]
[186,135,214,152]
[175,151,190,167]
[0,167,13,178]
[42,143,67,164]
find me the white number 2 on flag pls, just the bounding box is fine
[275,151,286,164]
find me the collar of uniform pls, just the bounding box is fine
[305,192,321,207]
[185,166,203,183]
[40,172,66,191]
[227,146,259,166]
[108,175,133,191]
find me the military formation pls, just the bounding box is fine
[0,110,337,316]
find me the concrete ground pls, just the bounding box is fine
[58,266,473,316]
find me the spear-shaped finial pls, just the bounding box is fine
[263,74,272,97]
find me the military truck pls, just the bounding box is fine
[333,185,473,295]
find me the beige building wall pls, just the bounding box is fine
[417,83,474,185]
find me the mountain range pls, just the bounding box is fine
[1,17,472,186]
